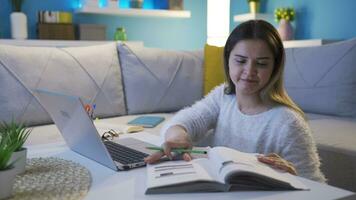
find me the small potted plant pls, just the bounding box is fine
[0,120,32,175]
[129,0,143,9]
[247,0,260,14]
[0,134,18,199]
[274,7,295,40]
[274,7,295,22]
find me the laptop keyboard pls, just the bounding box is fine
[103,140,149,165]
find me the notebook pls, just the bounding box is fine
[33,89,155,171]
[127,116,165,128]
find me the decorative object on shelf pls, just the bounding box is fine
[0,120,32,175]
[83,0,99,8]
[247,0,260,14]
[114,27,127,41]
[79,24,107,40]
[130,0,143,8]
[12,157,92,199]
[10,0,28,39]
[169,0,183,10]
[108,0,119,8]
[0,129,18,199]
[59,12,73,23]
[38,11,73,24]
[275,7,295,41]
[38,23,75,40]
[42,11,57,23]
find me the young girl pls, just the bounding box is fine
[145,20,326,183]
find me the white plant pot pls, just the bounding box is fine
[10,12,28,39]
[0,167,17,199]
[8,148,27,175]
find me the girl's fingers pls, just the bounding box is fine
[144,151,164,164]
[274,163,297,175]
[162,143,173,160]
[266,153,281,158]
[182,153,192,161]
[163,141,192,159]
[257,156,276,164]
[257,155,297,175]
[165,141,192,149]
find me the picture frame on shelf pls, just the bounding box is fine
[169,0,183,10]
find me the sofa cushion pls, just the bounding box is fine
[203,44,225,95]
[284,39,356,118]
[307,113,356,191]
[117,43,203,115]
[0,43,126,126]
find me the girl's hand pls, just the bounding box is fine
[144,125,193,164]
[257,153,297,175]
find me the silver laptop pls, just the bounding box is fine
[34,89,155,171]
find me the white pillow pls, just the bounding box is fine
[0,43,126,126]
[118,43,204,114]
[284,38,356,118]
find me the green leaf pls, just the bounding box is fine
[0,119,31,169]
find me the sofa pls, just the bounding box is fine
[0,39,355,192]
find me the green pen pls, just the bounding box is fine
[146,146,208,154]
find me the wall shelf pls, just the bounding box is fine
[0,39,144,47]
[233,13,273,22]
[283,39,338,48]
[76,7,191,18]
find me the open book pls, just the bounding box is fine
[145,146,308,194]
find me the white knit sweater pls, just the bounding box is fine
[161,84,326,183]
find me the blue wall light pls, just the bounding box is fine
[120,0,130,8]
[75,1,83,9]
[119,0,168,9]
[153,0,168,9]
[143,0,154,9]
[99,0,108,8]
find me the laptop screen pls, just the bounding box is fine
[33,89,118,170]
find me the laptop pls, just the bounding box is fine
[34,89,155,171]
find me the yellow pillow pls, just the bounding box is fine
[204,44,226,95]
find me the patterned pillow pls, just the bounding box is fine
[284,38,356,118]
[0,43,126,126]
[117,43,204,114]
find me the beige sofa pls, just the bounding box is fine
[1,39,355,192]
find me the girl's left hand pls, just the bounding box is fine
[257,153,297,175]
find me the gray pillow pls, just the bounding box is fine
[117,43,204,114]
[0,43,126,126]
[284,38,356,118]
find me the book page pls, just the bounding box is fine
[208,146,259,183]
[209,146,308,190]
[146,159,217,189]
[208,146,260,166]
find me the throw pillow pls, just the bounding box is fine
[117,43,204,115]
[203,44,225,95]
[0,43,126,126]
[284,38,356,118]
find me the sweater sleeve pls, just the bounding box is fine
[276,116,327,183]
[160,84,224,142]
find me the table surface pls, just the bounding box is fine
[26,131,354,200]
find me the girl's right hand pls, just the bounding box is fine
[144,125,193,164]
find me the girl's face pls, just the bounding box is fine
[228,39,274,97]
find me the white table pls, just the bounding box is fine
[26,132,354,200]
